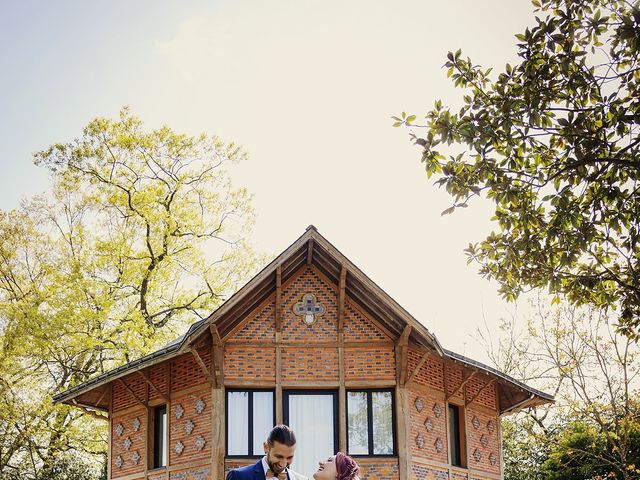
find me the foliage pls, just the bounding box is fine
[501,416,550,480]
[396,0,640,336]
[480,298,640,479]
[542,419,640,480]
[0,109,258,477]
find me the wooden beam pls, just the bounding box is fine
[398,325,411,385]
[395,344,411,480]
[210,323,223,346]
[107,385,112,480]
[210,323,223,386]
[71,399,109,421]
[446,370,478,401]
[276,332,283,424]
[397,325,412,346]
[338,332,346,452]
[93,386,109,408]
[405,351,429,386]
[338,265,346,333]
[137,370,169,403]
[116,378,147,408]
[190,348,215,387]
[466,378,497,407]
[211,387,225,480]
[307,238,314,265]
[276,265,282,333]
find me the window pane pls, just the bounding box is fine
[228,392,249,455]
[372,391,393,455]
[252,392,274,454]
[347,392,368,454]
[288,394,335,478]
[154,405,167,468]
[448,404,462,466]
[161,409,167,466]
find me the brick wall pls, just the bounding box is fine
[408,388,448,465]
[113,374,147,412]
[407,349,444,390]
[445,365,465,402]
[225,458,254,475]
[465,375,497,411]
[224,345,276,381]
[343,299,390,342]
[281,267,339,342]
[111,407,146,478]
[169,467,211,480]
[357,460,399,480]
[149,363,169,402]
[465,408,500,476]
[169,386,212,467]
[411,463,449,480]
[282,347,339,381]
[345,347,395,381]
[105,259,506,480]
[171,348,211,391]
[230,297,276,342]
[147,471,167,480]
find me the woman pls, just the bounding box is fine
[313,452,360,480]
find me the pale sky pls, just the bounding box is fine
[0,1,538,362]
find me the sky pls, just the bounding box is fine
[0,0,539,363]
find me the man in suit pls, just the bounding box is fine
[226,425,308,480]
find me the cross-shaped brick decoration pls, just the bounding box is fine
[293,293,325,325]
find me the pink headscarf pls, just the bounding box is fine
[335,452,360,480]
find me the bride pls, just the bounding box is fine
[313,452,360,480]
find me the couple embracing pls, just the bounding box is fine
[226,425,360,480]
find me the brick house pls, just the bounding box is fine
[54,226,552,480]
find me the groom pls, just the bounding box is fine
[226,425,308,480]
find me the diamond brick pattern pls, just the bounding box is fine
[184,419,195,435]
[175,440,184,455]
[472,415,481,429]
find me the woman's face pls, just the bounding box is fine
[313,456,337,480]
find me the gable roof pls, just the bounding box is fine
[53,226,553,413]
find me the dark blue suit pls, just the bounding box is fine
[226,460,265,480]
[226,460,306,480]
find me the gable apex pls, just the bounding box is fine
[184,226,444,354]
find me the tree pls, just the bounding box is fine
[0,109,258,478]
[480,299,640,479]
[395,0,640,336]
[542,419,640,480]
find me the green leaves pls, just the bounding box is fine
[1,109,259,476]
[402,0,640,337]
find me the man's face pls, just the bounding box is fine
[264,440,296,475]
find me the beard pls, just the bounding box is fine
[267,457,286,475]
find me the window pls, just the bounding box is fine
[284,390,338,478]
[152,405,167,469]
[226,390,274,456]
[346,389,395,456]
[448,404,466,467]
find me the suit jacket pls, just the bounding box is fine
[226,459,308,480]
